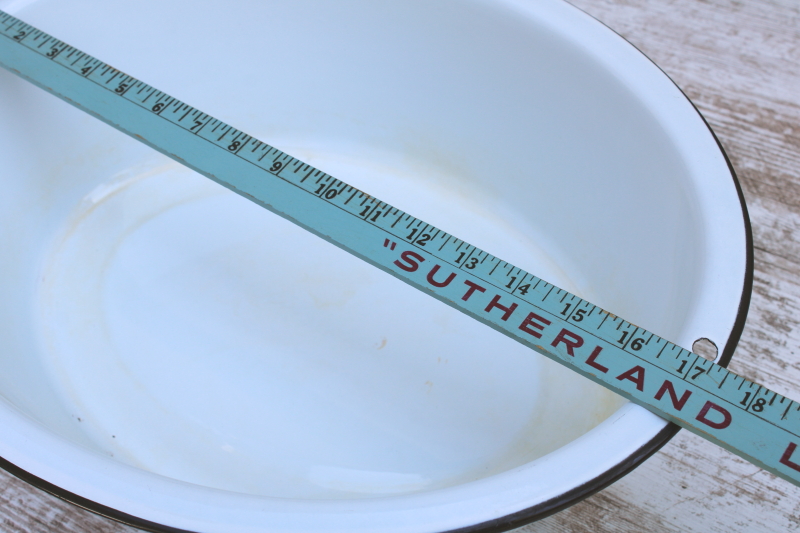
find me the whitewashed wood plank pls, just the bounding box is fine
[0,468,136,532]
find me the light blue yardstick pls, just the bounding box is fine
[1,9,799,488]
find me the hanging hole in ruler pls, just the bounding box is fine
[692,337,719,361]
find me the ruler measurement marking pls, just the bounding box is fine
[681,355,700,380]
[190,119,207,135]
[344,191,359,205]
[216,126,230,142]
[744,385,763,411]
[300,169,315,183]
[457,248,476,271]
[621,327,639,351]
[257,149,273,162]
[654,341,668,359]
[315,178,335,197]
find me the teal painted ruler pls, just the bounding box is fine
[1,9,798,488]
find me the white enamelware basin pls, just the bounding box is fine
[0,0,751,531]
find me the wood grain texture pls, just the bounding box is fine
[0,0,798,531]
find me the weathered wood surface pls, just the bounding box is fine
[1,0,798,531]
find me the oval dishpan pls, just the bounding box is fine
[0,0,751,531]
